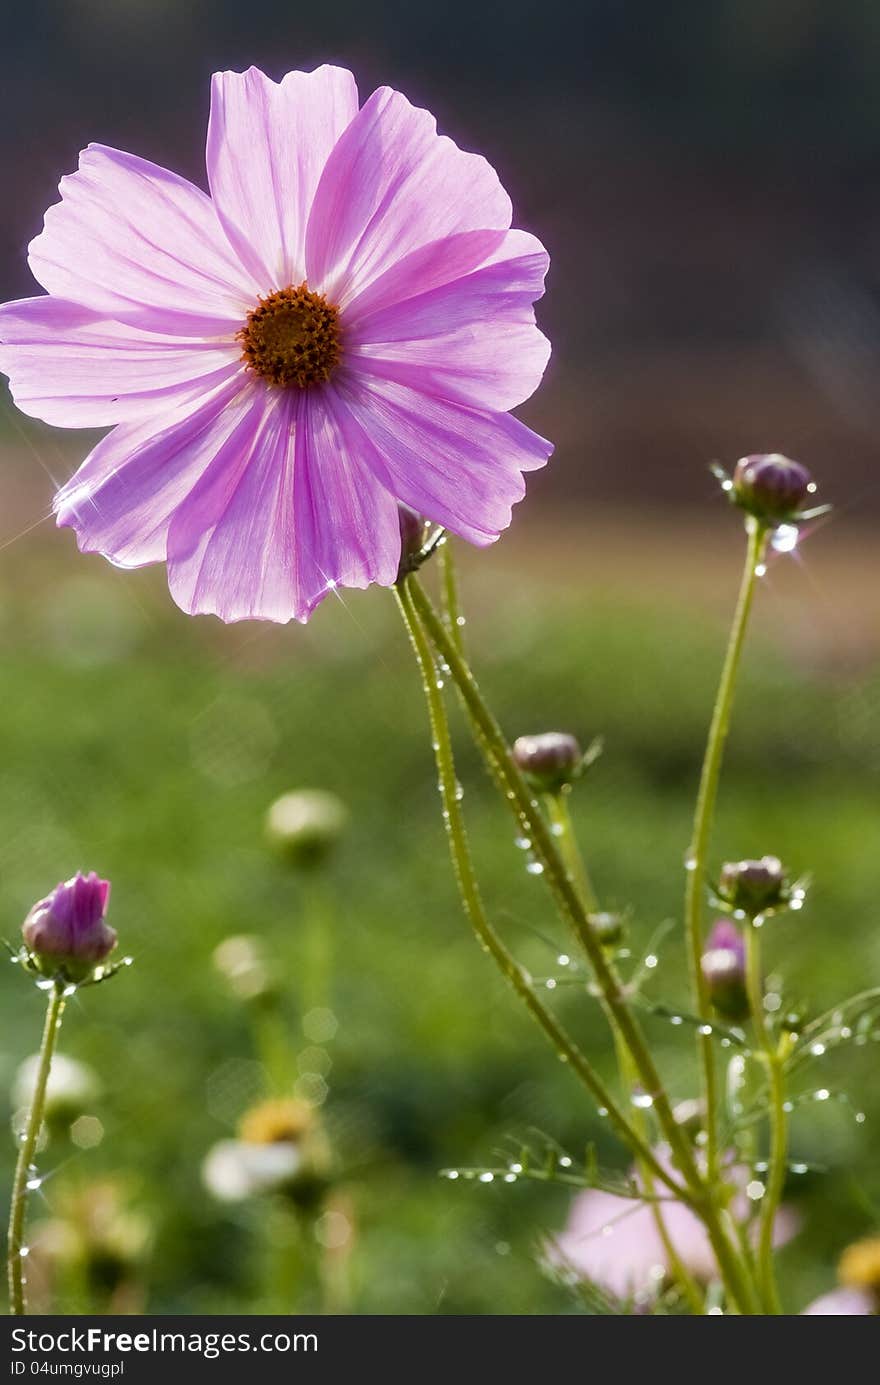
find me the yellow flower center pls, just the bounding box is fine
[238,284,341,388]
[839,1236,880,1293]
[238,1098,315,1145]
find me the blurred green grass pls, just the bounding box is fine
[0,485,878,1314]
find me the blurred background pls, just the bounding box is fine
[1,0,878,1314]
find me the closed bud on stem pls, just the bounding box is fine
[22,872,116,983]
[718,855,788,917]
[12,1053,100,1125]
[588,911,624,947]
[513,732,583,793]
[266,790,348,869]
[212,934,278,1003]
[731,453,814,525]
[396,506,427,580]
[701,919,749,1021]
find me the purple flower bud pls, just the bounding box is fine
[512,732,583,792]
[396,505,427,579]
[701,919,749,1021]
[22,872,116,982]
[732,453,814,524]
[718,855,787,916]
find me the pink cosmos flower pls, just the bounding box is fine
[0,67,551,623]
[549,1151,798,1302]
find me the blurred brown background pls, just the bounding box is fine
[4,0,880,522]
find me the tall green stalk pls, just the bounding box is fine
[683,519,768,1179]
[404,575,759,1312]
[745,922,787,1314]
[394,581,682,1198]
[7,983,66,1315]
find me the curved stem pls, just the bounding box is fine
[405,576,759,1312]
[684,519,768,1180]
[549,790,703,1310]
[407,575,699,1187]
[746,922,786,1314]
[7,984,66,1315]
[394,582,684,1200]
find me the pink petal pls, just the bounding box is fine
[345,229,551,411]
[332,374,551,544]
[551,1190,667,1300]
[306,86,513,305]
[29,145,258,334]
[54,375,256,567]
[207,66,359,290]
[342,229,510,322]
[802,1287,875,1315]
[166,385,400,624]
[0,296,241,426]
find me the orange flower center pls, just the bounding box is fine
[238,284,341,388]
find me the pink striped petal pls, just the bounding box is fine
[207,66,359,290]
[0,296,241,426]
[341,229,509,322]
[306,87,512,305]
[166,386,400,623]
[54,376,257,567]
[29,145,258,334]
[332,374,551,544]
[346,230,551,411]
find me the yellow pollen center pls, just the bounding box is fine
[238,284,341,388]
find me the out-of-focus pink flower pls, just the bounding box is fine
[0,67,551,624]
[549,1151,797,1301]
[802,1287,875,1315]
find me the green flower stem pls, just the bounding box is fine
[405,576,759,1312]
[254,1003,296,1095]
[746,922,786,1315]
[552,788,704,1311]
[438,537,465,655]
[302,874,333,1017]
[407,575,698,1185]
[7,983,66,1315]
[684,519,768,1181]
[545,792,599,915]
[394,582,683,1200]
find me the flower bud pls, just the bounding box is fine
[513,732,583,793]
[718,855,787,916]
[265,790,348,868]
[672,1098,705,1139]
[396,506,427,579]
[22,872,116,982]
[732,453,813,524]
[701,920,749,1021]
[12,1053,100,1124]
[212,934,277,1003]
[588,911,624,947]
